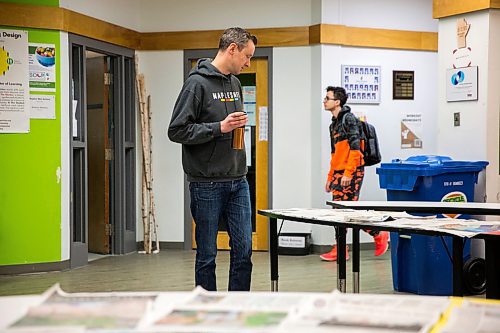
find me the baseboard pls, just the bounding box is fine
[136,241,184,251]
[312,242,375,254]
[0,260,70,275]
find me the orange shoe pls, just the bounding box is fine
[320,245,349,261]
[374,232,389,256]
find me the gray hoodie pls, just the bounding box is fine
[168,58,246,182]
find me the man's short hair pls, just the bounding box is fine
[219,27,258,51]
[326,86,348,106]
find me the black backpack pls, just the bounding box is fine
[341,115,382,166]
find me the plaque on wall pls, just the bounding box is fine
[446,66,478,102]
[341,65,380,104]
[393,71,414,100]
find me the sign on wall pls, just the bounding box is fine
[446,66,478,102]
[242,86,256,126]
[29,43,56,119]
[341,65,380,104]
[401,113,423,149]
[0,29,30,133]
[393,71,414,100]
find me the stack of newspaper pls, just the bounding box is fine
[5,284,500,332]
[265,208,500,238]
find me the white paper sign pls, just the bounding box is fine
[258,106,268,141]
[72,100,78,137]
[30,94,55,119]
[401,113,423,149]
[446,66,478,102]
[242,86,256,126]
[244,126,251,167]
[0,29,30,133]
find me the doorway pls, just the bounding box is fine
[183,49,273,251]
[86,51,112,254]
[69,35,137,268]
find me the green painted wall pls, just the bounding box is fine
[1,0,59,6]
[0,27,61,265]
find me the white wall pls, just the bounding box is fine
[322,0,437,32]
[486,10,500,203]
[61,0,313,32]
[437,10,500,203]
[60,0,142,31]
[271,47,313,235]
[137,0,313,32]
[437,12,489,160]
[135,50,185,242]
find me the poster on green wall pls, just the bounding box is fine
[29,43,56,91]
[0,29,30,133]
[29,43,56,119]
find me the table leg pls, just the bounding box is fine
[485,239,500,299]
[337,226,347,293]
[452,236,463,297]
[269,217,279,292]
[352,228,360,293]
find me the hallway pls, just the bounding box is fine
[0,249,393,296]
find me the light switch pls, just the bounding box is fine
[454,112,460,126]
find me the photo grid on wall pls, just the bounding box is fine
[341,65,381,104]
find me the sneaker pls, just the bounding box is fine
[374,232,389,256]
[320,245,349,261]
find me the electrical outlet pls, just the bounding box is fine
[454,112,460,126]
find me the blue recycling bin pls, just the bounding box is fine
[376,155,488,295]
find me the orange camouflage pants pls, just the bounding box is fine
[330,167,365,201]
[330,167,378,236]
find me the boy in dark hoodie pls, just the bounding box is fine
[168,27,257,291]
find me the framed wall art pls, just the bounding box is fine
[341,65,381,104]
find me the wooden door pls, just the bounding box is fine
[87,54,111,254]
[191,58,270,251]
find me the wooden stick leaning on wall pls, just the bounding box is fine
[147,95,160,254]
[135,58,159,254]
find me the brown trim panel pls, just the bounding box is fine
[321,25,438,51]
[0,2,140,49]
[0,3,64,30]
[63,9,141,49]
[433,0,500,18]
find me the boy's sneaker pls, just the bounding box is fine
[320,245,349,261]
[374,232,389,256]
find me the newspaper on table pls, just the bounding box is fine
[6,285,455,333]
[263,208,500,238]
[141,286,312,332]
[7,283,500,332]
[6,284,160,332]
[264,208,413,223]
[437,298,500,333]
[276,291,450,333]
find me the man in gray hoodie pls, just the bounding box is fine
[168,27,257,291]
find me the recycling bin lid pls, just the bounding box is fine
[376,155,489,177]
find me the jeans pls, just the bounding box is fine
[190,178,253,291]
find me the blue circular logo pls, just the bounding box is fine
[451,71,465,85]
